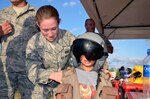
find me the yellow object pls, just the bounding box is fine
[128,77,143,84]
[128,65,143,84]
[133,77,143,84]
[132,65,143,75]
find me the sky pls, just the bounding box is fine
[0,0,150,70]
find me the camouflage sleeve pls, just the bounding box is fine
[65,31,76,67]
[26,36,53,85]
[65,30,76,46]
[99,33,112,47]
[0,10,4,53]
[0,10,4,25]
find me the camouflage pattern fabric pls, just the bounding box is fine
[26,29,75,99]
[94,33,112,71]
[0,4,39,99]
[99,33,112,48]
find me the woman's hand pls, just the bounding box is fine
[49,71,62,83]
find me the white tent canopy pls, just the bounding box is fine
[80,0,150,39]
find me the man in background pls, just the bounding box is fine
[0,0,38,98]
[85,18,113,54]
[85,18,113,71]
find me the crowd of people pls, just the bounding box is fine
[115,66,143,85]
[0,0,116,99]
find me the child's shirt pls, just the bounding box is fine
[76,67,98,99]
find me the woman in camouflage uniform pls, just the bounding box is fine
[26,5,75,99]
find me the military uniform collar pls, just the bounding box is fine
[40,29,69,54]
[7,3,36,17]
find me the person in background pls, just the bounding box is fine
[126,67,132,77]
[85,18,113,71]
[56,33,117,99]
[85,18,113,54]
[26,5,75,99]
[119,66,126,79]
[0,0,38,99]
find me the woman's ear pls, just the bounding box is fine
[36,21,40,27]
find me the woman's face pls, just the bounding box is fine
[38,17,59,42]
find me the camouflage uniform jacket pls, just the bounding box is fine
[98,33,112,48]
[0,4,38,72]
[26,29,75,85]
[61,67,115,99]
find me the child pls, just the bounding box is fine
[56,33,117,99]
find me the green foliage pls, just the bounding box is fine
[116,71,120,77]
[109,68,115,72]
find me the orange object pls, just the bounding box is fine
[127,92,143,99]
[122,83,143,92]
[113,80,120,99]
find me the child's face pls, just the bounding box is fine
[80,55,96,67]
[37,17,59,42]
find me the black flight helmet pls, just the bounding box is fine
[72,32,105,62]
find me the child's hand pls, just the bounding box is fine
[103,69,109,74]
[102,69,112,78]
[49,71,62,83]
